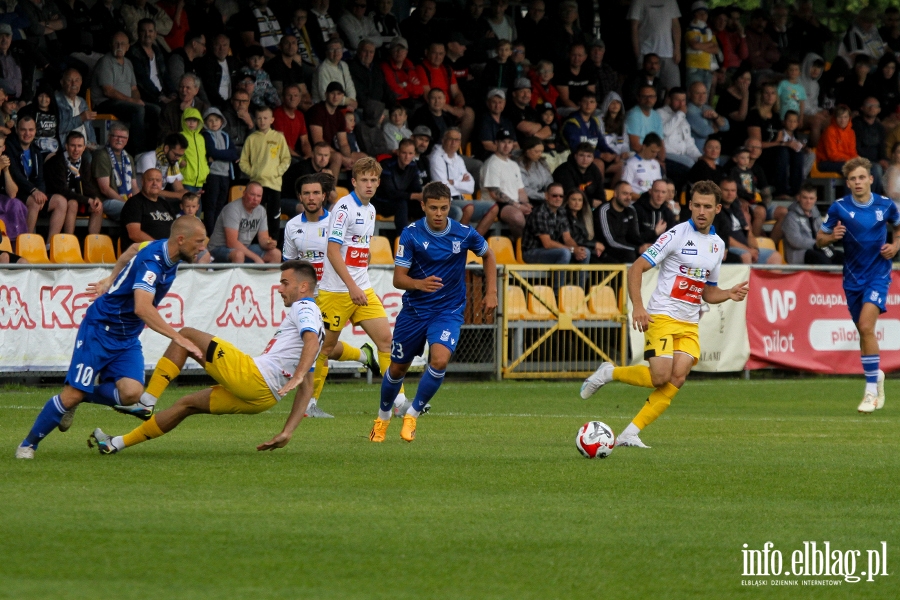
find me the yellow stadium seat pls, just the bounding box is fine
[756,237,776,251]
[558,285,587,317]
[369,235,394,264]
[464,142,472,157]
[50,234,85,264]
[506,286,535,320]
[228,185,246,202]
[0,218,11,253]
[0,217,6,234]
[84,234,117,263]
[488,236,519,264]
[466,250,482,264]
[16,233,50,264]
[777,239,785,261]
[515,237,524,263]
[375,214,394,222]
[335,186,350,198]
[605,189,614,201]
[528,285,558,319]
[587,285,618,319]
[810,162,841,178]
[462,193,473,200]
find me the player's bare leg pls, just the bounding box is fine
[857,303,884,413]
[617,353,693,448]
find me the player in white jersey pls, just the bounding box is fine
[312,158,400,406]
[580,181,749,448]
[88,261,325,454]
[284,173,379,417]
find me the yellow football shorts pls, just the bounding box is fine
[205,337,278,415]
[317,288,387,332]
[643,314,700,365]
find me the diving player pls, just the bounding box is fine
[816,157,900,413]
[369,181,497,442]
[580,180,749,448]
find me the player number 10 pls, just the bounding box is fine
[74,363,94,387]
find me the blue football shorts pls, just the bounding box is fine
[845,282,890,324]
[65,321,145,392]
[390,309,463,364]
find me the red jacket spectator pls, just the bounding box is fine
[716,29,749,70]
[416,61,456,100]
[158,0,190,50]
[529,69,560,108]
[381,58,424,103]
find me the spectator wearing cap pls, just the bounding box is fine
[476,88,516,161]
[381,36,424,109]
[521,181,589,266]
[312,38,358,110]
[481,127,531,239]
[517,0,550,64]
[554,43,598,115]
[0,24,33,106]
[628,0,682,90]
[339,0,392,54]
[685,2,720,93]
[561,92,618,175]
[430,127,498,235]
[307,82,359,173]
[399,0,437,62]
[552,142,605,208]
[588,38,621,100]
[416,42,475,148]
[504,78,552,146]
[349,39,394,112]
[625,84,666,164]
[410,125,433,183]
[529,61,560,108]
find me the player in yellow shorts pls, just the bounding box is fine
[580,181,749,448]
[87,261,325,454]
[312,157,400,410]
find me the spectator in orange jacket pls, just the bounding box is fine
[817,105,859,173]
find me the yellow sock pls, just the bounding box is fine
[312,352,329,400]
[613,365,654,388]
[146,357,181,399]
[338,344,361,362]
[632,383,680,430]
[121,415,165,448]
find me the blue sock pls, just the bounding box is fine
[82,382,121,407]
[380,371,404,413]
[411,366,445,414]
[22,395,67,449]
[862,354,880,384]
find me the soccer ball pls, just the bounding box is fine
[576,421,615,459]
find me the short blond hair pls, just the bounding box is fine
[842,156,872,178]
[352,156,383,179]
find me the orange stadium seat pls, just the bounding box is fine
[488,236,519,265]
[50,234,85,264]
[506,286,535,320]
[369,235,394,264]
[335,186,350,198]
[558,285,587,317]
[466,250,482,265]
[228,185,246,202]
[84,234,117,263]
[16,233,50,264]
[587,285,619,319]
[528,285,558,319]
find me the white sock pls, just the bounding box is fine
[111,436,126,451]
[308,397,318,407]
[406,406,421,418]
[140,392,158,409]
[621,423,640,438]
[866,382,877,395]
[378,410,392,421]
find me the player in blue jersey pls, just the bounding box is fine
[817,157,900,413]
[15,214,208,459]
[369,181,498,442]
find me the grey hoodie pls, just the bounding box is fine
[201,107,238,178]
[782,199,825,264]
[800,53,824,115]
[599,91,629,155]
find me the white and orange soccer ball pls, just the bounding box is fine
[575,421,615,459]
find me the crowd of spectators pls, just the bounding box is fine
[0,0,898,268]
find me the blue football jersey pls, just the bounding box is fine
[821,193,900,290]
[394,219,489,315]
[87,239,182,338]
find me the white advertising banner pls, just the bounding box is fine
[628,264,751,372]
[0,265,405,373]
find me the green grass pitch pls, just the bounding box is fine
[1,378,898,599]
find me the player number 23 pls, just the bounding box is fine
[392,341,404,359]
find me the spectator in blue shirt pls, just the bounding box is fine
[561,92,617,175]
[686,81,729,151]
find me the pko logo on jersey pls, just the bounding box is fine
[740,541,889,586]
[761,287,797,323]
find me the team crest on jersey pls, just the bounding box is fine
[876,210,884,221]
[452,241,461,253]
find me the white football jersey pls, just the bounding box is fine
[254,298,324,399]
[283,209,330,281]
[622,155,662,195]
[641,220,725,323]
[319,192,376,293]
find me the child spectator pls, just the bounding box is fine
[482,40,516,98]
[180,108,208,193]
[18,86,59,157]
[512,41,529,79]
[537,102,560,154]
[343,110,362,154]
[529,61,560,108]
[728,146,757,204]
[600,91,631,157]
[621,133,663,200]
[239,105,292,238]
[800,53,829,147]
[816,105,858,173]
[383,105,412,153]
[777,60,807,121]
[685,1,719,93]
[242,46,280,109]
[178,191,201,217]
[201,107,239,235]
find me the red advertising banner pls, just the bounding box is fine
[746,270,900,373]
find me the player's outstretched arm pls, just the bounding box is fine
[392,264,443,292]
[257,331,320,451]
[133,290,204,362]
[87,243,141,298]
[702,280,749,304]
[482,248,498,312]
[628,257,654,332]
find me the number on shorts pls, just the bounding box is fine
[331,314,341,329]
[660,338,667,350]
[392,341,403,360]
[74,363,94,387]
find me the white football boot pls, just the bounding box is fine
[615,433,650,448]
[580,362,614,399]
[858,392,878,414]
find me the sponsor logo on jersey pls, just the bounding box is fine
[356,218,365,224]
[678,265,711,279]
[452,241,461,253]
[346,247,370,268]
[670,275,705,305]
[686,240,695,246]
[681,248,698,255]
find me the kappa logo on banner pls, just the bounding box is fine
[0,286,36,330]
[761,287,797,323]
[216,285,268,327]
[346,247,370,268]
